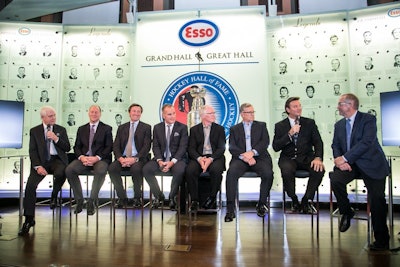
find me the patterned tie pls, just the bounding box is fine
[165,124,171,161]
[46,125,51,161]
[293,117,299,146]
[346,118,351,151]
[125,123,134,157]
[87,124,95,156]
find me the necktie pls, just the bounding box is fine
[293,117,299,146]
[245,123,252,152]
[125,123,134,157]
[165,124,171,161]
[346,119,351,151]
[46,125,51,161]
[203,126,212,155]
[88,124,95,156]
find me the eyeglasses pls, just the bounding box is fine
[242,111,255,114]
[337,102,350,106]
[205,112,216,115]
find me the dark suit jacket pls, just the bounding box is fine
[188,122,225,165]
[272,117,323,163]
[332,111,389,179]
[113,120,151,162]
[229,120,271,160]
[152,121,188,162]
[29,124,70,168]
[73,121,113,163]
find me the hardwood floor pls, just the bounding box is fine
[0,203,399,267]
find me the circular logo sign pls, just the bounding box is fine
[388,8,400,17]
[160,71,240,138]
[179,19,219,47]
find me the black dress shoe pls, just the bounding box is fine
[116,198,128,208]
[169,196,177,211]
[132,198,142,208]
[256,203,268,217]
[301,201,314,214]
[339,209,355,232]
[18,220,35,236]
[202,196,216,210]
[291,202,300,212]
[74,199,84,214]
[50,198,57,209]
[369,242,389,251]
[224,212,236,222]
[87,199,96,216]
[189,201,199,212]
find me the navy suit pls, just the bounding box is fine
[272,117,324,202]
[186,122,226,202]
[143,121,188,199]
[331,111,389,246]
[65,121,113,201]
[108,121,151,199]
[23,124,70,217]
[225,121,274,213]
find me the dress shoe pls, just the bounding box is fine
[132,198,142,208]
[369,242,389,251]
[256,203,268,217]
[87,199,96,216]
[339,209,355,232]
[169,196,177,211]
[50,198,57,209]
[301,201,314,214]
[18,220,35,236]
[290,197,300,212]
[116,198,128,208]
[224,212,236,222]
[74,199,84,214]
[291,202,300,212]
[189,201,199,212]
[202,196,216,210]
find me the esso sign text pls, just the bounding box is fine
[179,20,219,47]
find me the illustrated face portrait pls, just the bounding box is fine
[333,84,340,94]
[278,38,286,48]
[116,68,123,78]
[330,35,338,45]
[306,86,314,98]
[392,28,400,39]
[17,90,24,100]
[279,62,287,73]
[331,59,340,70]
[69,91,76,101]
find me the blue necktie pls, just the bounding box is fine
[346,119,351,151]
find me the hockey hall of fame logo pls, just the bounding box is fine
[160,71,240,138]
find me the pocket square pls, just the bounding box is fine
[174,132,180,137]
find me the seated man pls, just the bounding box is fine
[186,105,226,212]
[272,97,325,213]
[18,106,70,235]
[331,93,390,251]
[108,103,151,208]
[225,103,274,222]
[65,105,113,215]
[143,104,188,210]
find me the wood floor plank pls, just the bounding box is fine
[0,204,399,267]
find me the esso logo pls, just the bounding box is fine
[18,27,31,35]
[179,19,219,47]
[388,8,400,17]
